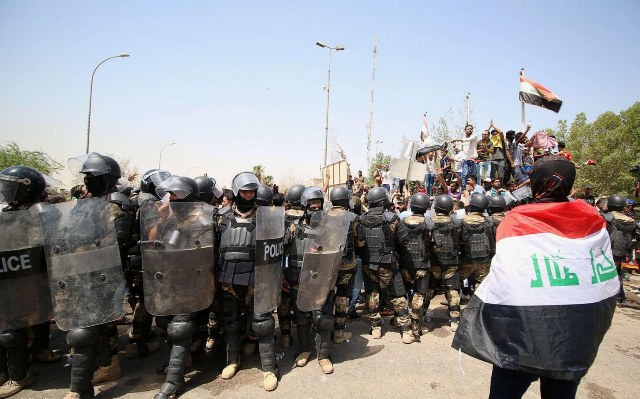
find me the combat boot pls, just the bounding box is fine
[410,320,422,341]
[370,326,382,339]
[0,373,33,399]
[333,330,352,344]
[263,371,278,391]
[91,354,121,384]
[295,352,311,367]
[401,328,416,344]
[221,362,240,379]
[318,359,334,374]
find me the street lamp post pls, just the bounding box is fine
[86,53,130,154]
[316,41,345,167]
[158,142,176,169]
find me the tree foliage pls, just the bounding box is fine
[560,102,640,197]
[366,152,392,186]
[0,141,63,175]
[251,164,273,186]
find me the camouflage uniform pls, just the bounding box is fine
[459,211,494,287]
[604,210,635,303]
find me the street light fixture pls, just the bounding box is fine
[316,41,345,167]
[158,142,175,169]
[86,53,130,153]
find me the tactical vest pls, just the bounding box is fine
[486,212,506,255]
[328,208,357,268]
[605,212,635,258]
[359,209,395,265]
[399,215,430,269]
[462,213,493,261]
[426,215,460,265]
[288,221,318,269]
[217,212,256,286]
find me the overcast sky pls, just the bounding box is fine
[1,1,639,188]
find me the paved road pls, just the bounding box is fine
[19,283,640,399]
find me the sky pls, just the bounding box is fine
[1,1,639,189]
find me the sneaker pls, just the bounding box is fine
[243,341,257,357]
[295,352,311,367]
[370,326,382,339]
[221,363,240,380]
[346,308,360,319]
[0,373,34,399]
[263,371,278,391]
[280,334,291,348]
[318,359,334,374]
[333,330,352,344]
[33,348,62,363]
[402,331,416,344]
[92,355,121,385]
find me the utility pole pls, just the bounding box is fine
[466,92,471,125]
[366,35,378,171]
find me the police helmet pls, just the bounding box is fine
[330,186,350,209]
[410,192,430,215]
[256,184,274,206]
[607,194,627,212]
[487,194,507,214]
[366,187,389,208]
[141,169,171,196]
[0,166,46,206]
[156,176,200,201]
[194,176,222,204]
[469,193,490,212]
[285,184,306,207]
[433,195,454,214]
[231,172,260,196]
[300,187,324,209]
[76,152,121,196]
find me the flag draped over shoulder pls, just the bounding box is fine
[519,76,563,113]
[452,200,618,380]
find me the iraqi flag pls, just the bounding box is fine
[452,200,618,380]
[519,76,563,113]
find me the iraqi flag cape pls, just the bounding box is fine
[452,200,619,380]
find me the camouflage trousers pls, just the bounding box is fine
[334,267,356,332]
[427,266,461,320]
[458,263,490,287]
[362,265,410,328]
[400,268,430,322]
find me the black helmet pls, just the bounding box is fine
[75,152,121,196]
[301,187,324,209]
[330,186,350,209]
[156,176,199,202]
[286,184,306,208]
[487,195,507,214]
[141,169,171,196]
[607,194,626,211]
[410,193,430,215]
[0,166,46,207]
[469,193,489,212]
[433,195,454,214]
[366,187,388,208]
[350,195,362,215]
[194,176,222,204]
[256,184,274,206]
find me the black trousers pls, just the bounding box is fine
[489,366,580,399]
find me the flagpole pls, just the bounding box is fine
[520,68,526,133]
[466,93,471,125]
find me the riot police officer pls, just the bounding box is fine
[0,166,49,398]
[194,175,222,206]
[603,194,636,304]
[397,192,431,341]
[357,187,412,342]
[459,193,494,294]
[486,194,507,257]
[256,184,273,207]
[216,172,279,391]
[424,195,462,332]
[327,186,358,344]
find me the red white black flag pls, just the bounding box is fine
[519,76,563,113]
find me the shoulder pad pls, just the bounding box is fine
[137,193,157,207]
[603,212,614,222]
[452,218,462,227]
[383,211,397,223]
[424,218,435,230]
[108,192,132,210]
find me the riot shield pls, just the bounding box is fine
[254,206,284,315]
[40,198,126,331]
[296,212,350,312]
[140,202,215,316]
[0,207,53,331]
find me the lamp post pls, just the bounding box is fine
[316,41,345,167]
[86,53,130,154]
[158,142,175,169]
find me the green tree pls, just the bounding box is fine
[251,164,273,185]
[566,102,640,197]
[367,152,392,186]
[0,141,63,175]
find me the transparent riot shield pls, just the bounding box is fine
[296,212,350,312]
[0,207,53,331]
[40,198,126,331]
[140,202,215,316]
[254,206,284,315]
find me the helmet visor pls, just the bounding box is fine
[156,176,193,200]
[68,153,112,177]
[0,175,21,203]
[231,172,259,196]
[144,170,171,187]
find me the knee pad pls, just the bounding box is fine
[334,296,350,316]
[445,272,461,291]
[0,330,27,348]
[414,274,429,295]
[377,266,393,286]
[251,314,275,337]
[410,292,425,311]
[66,327,99,348]
[312,310,334,331]
[167,321,194,342]
[366,291,380,310]
[391,296,409,317]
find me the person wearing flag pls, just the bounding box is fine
[453,155,618,399]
